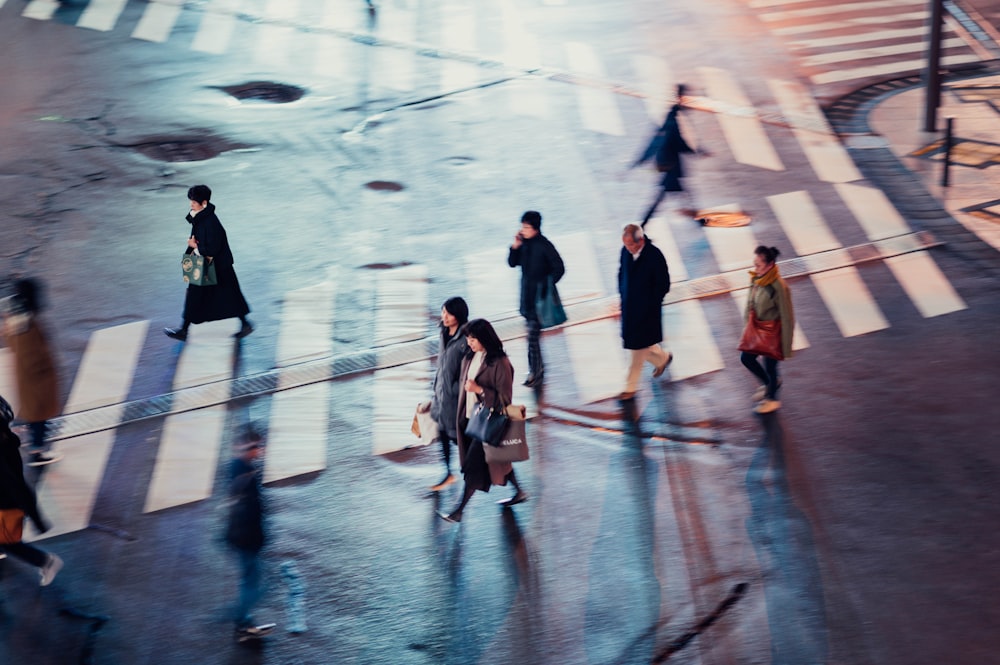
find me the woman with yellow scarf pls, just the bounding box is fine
[738,246,794,414]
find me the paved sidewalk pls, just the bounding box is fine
[870,71,1000,254]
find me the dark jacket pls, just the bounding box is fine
[0,426,49,534]
[225,456,265,553]
[186,203,234,266]
[508,235,565,319]
[618,240,671,350]
[637,105,694,178]
[456,352,515,489]
[430,327,469,439]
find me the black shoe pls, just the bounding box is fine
[164,327,187,341]
[437,511,461,523]
[28,451,63,467]
[233,322,254,339]
[523,372,543,387]
[497,491,528,507]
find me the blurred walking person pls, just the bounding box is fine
[165,184,254,342]
[224,428,276,641]
[739,246,794,414]
[1,278,62,467]
[633,84,702,225]
[507,210,564,387]
[0,396,63,585]
[438,319,526,523]
[618,224,672,400]
[428,297,470,492]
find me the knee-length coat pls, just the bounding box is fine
[455,352,514,491]
[618,240,671,350]
[182,203,251,325]
[2,315,60,423]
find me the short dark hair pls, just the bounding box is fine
[442,297,469,327]
[187,184,212,203]
[520,210,541,230]
[463,318,506,363]
[754,245,781,264]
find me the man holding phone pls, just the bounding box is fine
[507,211,565,387]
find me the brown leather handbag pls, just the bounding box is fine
[738,311,784,360]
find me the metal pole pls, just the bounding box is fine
[942,116,954,187]
[923,0,945,132]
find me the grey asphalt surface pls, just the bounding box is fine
[2,1,1000,664]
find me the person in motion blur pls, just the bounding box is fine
[618,224,672,400]
[429,297,470,492]
[165,184,254,342]
[739,245,794,414]
[1,278,62,467]
[507,210,564,387]
[438,319,526,523]
[0,396,63,585]
[224,428,276,642]
[633,84,702,225]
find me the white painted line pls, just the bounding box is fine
[372,362,433,455]
[314,33,351,80]
[564,319,628,403]
[378,47,416,92]
[789,26,933,49]
[835,182,911,240]
[64,321,148,414]
[761,0,924,22]
[255,0,298,68]
[440,6,478,91]
[22,0,59,21]
[883,252,966,318]
[555,232,606,304]
[145,320,236,512]
[772,11,928,35]
[750,0,824,8]
[0,350,20,414]
[132,0,184,42]
[464,247,521,320]
[809,267,889,337]
[811,53,981,85]
[768,190,842,255]
[801,37,965,67]
[374,265,429,348]
[768,79,862,183]
[565,42,626,136]
[642,217,689,282]
[731,289,809,351]
[145,405,229,512]
[29,428,116,540]
[264,383,329,482]
[78,0,128,31]
[500,0,541,70]
[275,281,335,376]
[192,0,240,55]
[662,299,724,380]
[632,54,675,123]
[377,1,416,43]
[699,67,783,171]
[704,223,759,273]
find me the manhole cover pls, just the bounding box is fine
[364,181,405,192]
[218,81,305,103]
[122,132,251,162]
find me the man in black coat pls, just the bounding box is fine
[165,184,253,341]
[225,429,275,641]
[507,211,565,387]
[618,224,672,400]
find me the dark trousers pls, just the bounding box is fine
[526,317,542,375]
[233,548,263,628]
[2,541,48,568]
[439,433,455,472]
[740,352,780,399]
[29,421,47,451]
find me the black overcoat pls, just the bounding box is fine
[637,105,694,191]
[181,203,251,324]
[507,234,565,318]
[224,456,265,553]
[618,240,671,350]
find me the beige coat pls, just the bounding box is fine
[3,316,60,422]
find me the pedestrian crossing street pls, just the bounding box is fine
[4,174,970,541]
[745,0,987,87]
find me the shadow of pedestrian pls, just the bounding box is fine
[745,412,830,664]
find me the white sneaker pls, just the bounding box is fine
[753,399,781,414]
[40,553,63,586]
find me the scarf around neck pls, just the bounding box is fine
[749,264,780,288]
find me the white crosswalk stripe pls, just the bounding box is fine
[132,0,184,43]
[699,67,784,172]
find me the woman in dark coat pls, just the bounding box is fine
[0,396,63,586]
[438,319,526,524]
[165,184,253,341]
[428,297,470,491]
